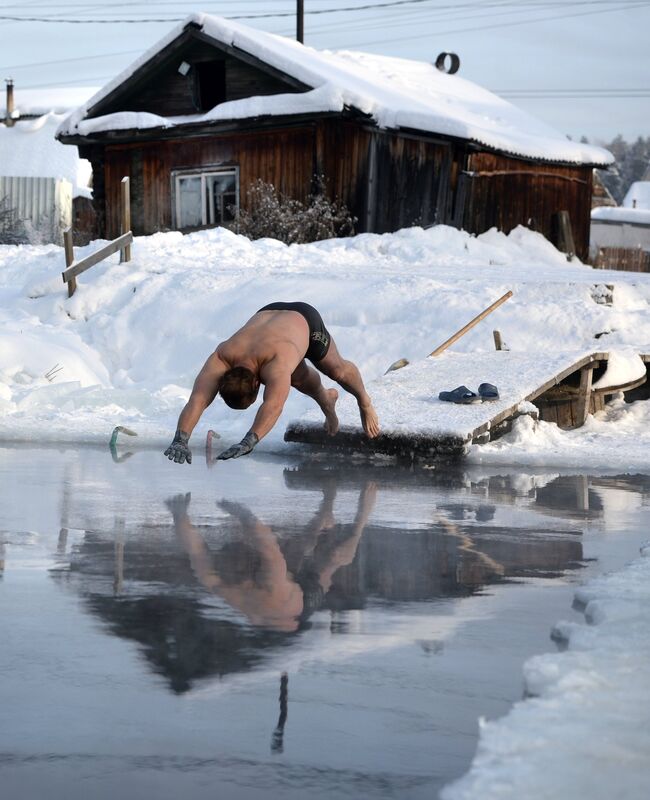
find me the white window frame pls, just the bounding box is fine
[172,166,239,230]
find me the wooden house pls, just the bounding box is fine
[57,14,612,260]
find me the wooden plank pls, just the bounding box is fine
[286,352,613,458]
[284,423,466,461]
[469,352,607,440]
[594,374,647,396]
[575,365,594,427]
[63,227,76,298]
[62,231,133,282]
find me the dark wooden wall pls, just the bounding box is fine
[371,132,452,232]
[92,119,594,258]
[103,126,320,238]
[110,41,299,118]
[459,152,593,261]
[315,119,373,229]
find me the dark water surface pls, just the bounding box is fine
[1,445,649,799]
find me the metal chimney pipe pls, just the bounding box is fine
[5,79,15,127]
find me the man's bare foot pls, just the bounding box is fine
[359,401,380,438]
[321,388,339,435]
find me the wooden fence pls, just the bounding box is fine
[591,246,650,273]
[62,176,132,297]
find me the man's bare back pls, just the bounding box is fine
[164,302,380,463]
[216,309,311,374]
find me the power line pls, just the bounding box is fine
[344,0,649,47]
[0,0,643,23]
[0,0,437,24]
[0,50,141,72]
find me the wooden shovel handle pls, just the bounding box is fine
[428,291,513,358]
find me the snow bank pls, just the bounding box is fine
[1,224,649,463]
[441,544,650,800]
[58,14,612,166]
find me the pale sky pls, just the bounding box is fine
[1,0,648,144]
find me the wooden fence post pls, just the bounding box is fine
[63,227,76,297]
[493,330,504,351]
[120,176,131,263]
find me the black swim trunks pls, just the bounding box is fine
[257,301,331,363]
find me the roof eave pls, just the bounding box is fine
[57,109,353,146]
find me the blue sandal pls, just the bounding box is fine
[478,383,499,400]
[438,385,481,404]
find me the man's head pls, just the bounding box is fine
[219,367,260,409]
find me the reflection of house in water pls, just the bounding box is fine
[51,464,591,694]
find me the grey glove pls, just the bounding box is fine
[164,429,192,464]
[217,430,259,461]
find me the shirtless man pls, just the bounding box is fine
[164,301,380,463]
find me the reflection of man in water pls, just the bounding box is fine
[166,483,376,632]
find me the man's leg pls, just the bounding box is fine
[291,359,340,435]
[315,340,380,438]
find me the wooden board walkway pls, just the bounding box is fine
[284,349,643,461]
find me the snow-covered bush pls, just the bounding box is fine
[0,195,28,245]
[0,196,59,245]
[233,177,356,244]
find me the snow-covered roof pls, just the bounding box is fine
[1,86,99,118]
[0,113,92,193]
[623,181,650,210]
[57,13,612,167]
[592,181,650,224]
[591,205,650,226]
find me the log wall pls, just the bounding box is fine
[460,152,594,261]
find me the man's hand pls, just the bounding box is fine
[164,429,192,464]
[217,430,259,461]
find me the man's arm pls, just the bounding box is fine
[178,351,228,436]
[217,363,291,461]
[165,351,227,464]
[250,366,291,441]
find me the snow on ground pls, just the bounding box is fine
[441,542,650,800]
[1,223,650,466]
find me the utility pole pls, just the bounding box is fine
[297,0,304,43]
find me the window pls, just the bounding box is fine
[173,168,239,231]
[194,61,226,111]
